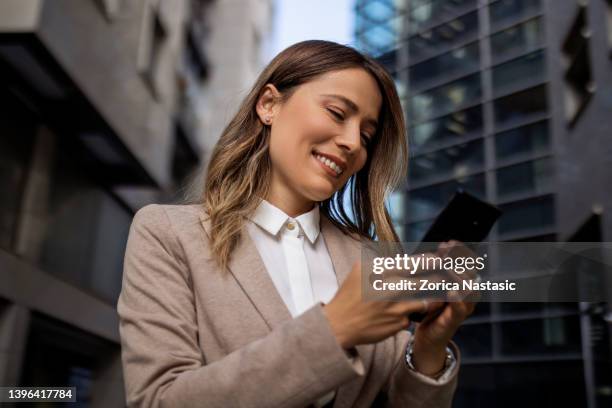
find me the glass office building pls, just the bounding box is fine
[355,0,612,406]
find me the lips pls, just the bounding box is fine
[312,150,347,172]
[312,152,344,177]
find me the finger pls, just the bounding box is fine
[449,300,471,323]
[389,300,430,316]
[464,301,477,316]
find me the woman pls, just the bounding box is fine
[117,40,475,408]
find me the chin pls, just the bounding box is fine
[307,186,338,202]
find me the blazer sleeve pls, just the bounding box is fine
[382,329,460,408]
[117,205,365,408]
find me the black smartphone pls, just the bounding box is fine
[408,190,502,322]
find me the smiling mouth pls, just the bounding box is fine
[312,152,344,177]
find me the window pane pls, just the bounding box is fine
[408,0,477,35]
[453,323,493,358]
[496,157,554,199]
[360,0,395,22]
[387,190,407,223]
[456,361,587,408]
[0,102,36,251]
[499,316,582,355]
[409,173,485,219]
[21,314,118,401]
[410,0,433,10]
[495,120,549,160]
[410,41,480,89]
[492,50,546,96]
[408,11,479,61]
[38,143,132,304]
[405,219,433,241]
[489,0,542,29]
[491,17,544,63]
[493,85,548,128]
[411,105,483,152]
[498,195,554,235]
[410,73,481,123]
[409,138,484,184]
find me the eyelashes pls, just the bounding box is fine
[326,108,373,148]
[328,108,344,120]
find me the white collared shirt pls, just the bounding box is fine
[246,199,339,407]
[246,198,338,318]
[245,199,455,405]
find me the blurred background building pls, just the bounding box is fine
[355,0,612,406]
[0,0,273,405]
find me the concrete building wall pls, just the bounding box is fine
[199,0,274,164]
[0,0,276,404]
[547,0,612,241]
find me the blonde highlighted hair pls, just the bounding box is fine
[198,40,408,272]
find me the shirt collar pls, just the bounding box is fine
[249,199,320,244]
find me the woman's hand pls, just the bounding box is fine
[411,240,478,376]
[322,259,435,350]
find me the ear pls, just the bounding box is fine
[256,84,282,125]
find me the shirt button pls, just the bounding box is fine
[286,222,295,230]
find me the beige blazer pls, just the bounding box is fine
[117,204,460,408]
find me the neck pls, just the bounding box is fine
[265,182,315,218]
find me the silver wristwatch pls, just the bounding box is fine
[405,340,455,380]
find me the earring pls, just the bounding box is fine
[265,116,271,124]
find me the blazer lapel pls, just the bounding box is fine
[199,212,292,331]
[200,209,375,408]
[320,215,376,408]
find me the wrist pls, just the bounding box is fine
[322,304,355,349]
[410,337,448,376]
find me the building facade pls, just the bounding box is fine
[0,0,273,405]
[355,0,612,407]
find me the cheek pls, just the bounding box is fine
[350,151,369,175]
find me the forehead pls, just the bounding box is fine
[298,68,383,120]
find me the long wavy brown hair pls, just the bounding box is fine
[198,40,407,273]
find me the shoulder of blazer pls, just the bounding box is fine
[320,212,366,244]
[132,203,209,240]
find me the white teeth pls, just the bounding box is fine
[315,154,343,175]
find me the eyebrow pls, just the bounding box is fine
[322,93,379,130]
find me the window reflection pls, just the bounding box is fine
[489,0,542,29]
[410,73,481,123]
[411,105,483,152]
[500,316,582,355]
[405,218,433,242]
[495,120,549,161]
[492,50,546,96]
[408,0,477,35]
[491,17,544,63]
[387,190,407,223]
[498,195,555,235]
[355,1,405,55]
[493,85,548,128]
[410,41,480,90]
[408,11,479,62]
[409,173,485,219]
[409,138,484,184]
[496,157,553,200]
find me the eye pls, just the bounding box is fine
[361,133,372,148]
[327,108,345,121]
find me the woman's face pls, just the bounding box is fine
[258,67,382,214]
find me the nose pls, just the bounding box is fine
[335,124,361,154]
